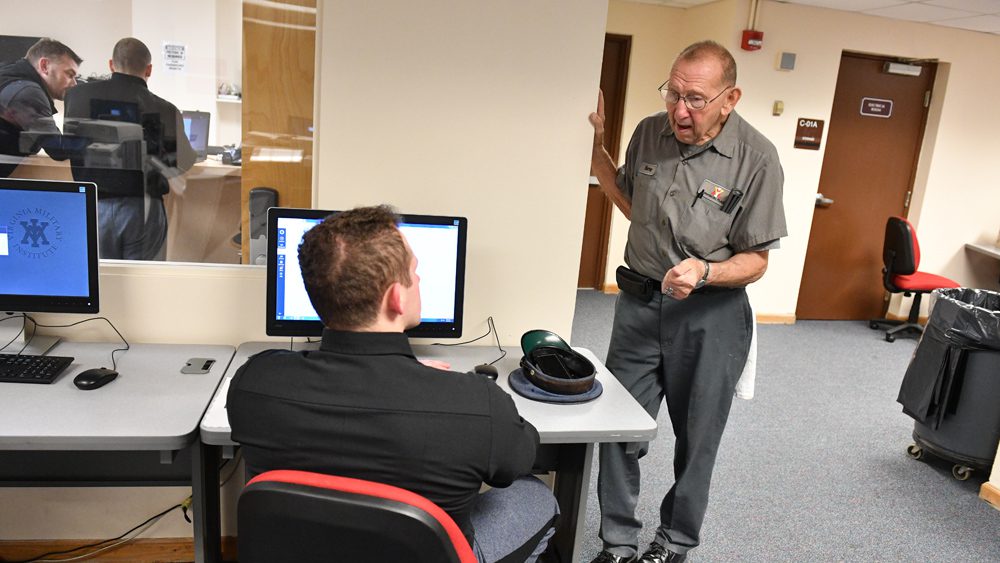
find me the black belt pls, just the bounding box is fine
[616,266,659,302]
[616,265,736,302]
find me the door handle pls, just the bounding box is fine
[815,193,834,208]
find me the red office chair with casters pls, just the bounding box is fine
[237,470,477,563]
[869,216,960,342]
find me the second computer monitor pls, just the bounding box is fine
[182,110,210,161]
[265,207,467,339]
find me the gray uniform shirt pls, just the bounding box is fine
[616,110,787,281]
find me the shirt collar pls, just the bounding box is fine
[111,72,149,89]
[659,110,742,159]
[319,329,416,358]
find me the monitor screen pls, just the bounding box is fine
[182,110,210,159]
[266,207,467,338]
[0,178,100,314]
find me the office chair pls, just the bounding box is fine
[237,469,477,563]
[869,216,959,342]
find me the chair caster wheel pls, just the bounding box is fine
[952,465,973,481]
[906,444,922,460]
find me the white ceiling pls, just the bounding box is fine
[631,0,1000,35]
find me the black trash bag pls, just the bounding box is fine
[897,288,1000,429]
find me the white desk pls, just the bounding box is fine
[0,342,235,563]
[200,341,657,563]
[965,243,1000,283]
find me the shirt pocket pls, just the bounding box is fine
[630,172,660,226]
[676,197,734,258]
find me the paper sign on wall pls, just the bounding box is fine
[163,42,186,72]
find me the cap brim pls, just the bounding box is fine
[521,329,572,357]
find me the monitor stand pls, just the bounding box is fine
[0,314,60,356]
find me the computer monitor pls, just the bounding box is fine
[0,178,100,314]
[265,207,467,339]
[182,110,210,162]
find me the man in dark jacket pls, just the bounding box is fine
[0,38,81,177]
[228,206,558,562]
[64,37,196,260]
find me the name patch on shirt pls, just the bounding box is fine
[639,163,657,176]
[699,179,730,206]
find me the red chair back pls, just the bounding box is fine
[238,469,477,563]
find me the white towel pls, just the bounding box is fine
[735,303,757,400]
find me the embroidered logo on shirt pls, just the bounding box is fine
[639,163,657,176]
[699,179,730,206]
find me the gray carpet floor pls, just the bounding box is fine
[570,289,1000,562]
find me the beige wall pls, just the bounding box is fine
[603,0,1000,317]
[314,0,607,344]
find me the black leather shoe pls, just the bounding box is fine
[638,542,686,563]
[590,550,637,563]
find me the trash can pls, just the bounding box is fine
[896,288,1000,480]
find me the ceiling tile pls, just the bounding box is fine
[776,0,902,10]
[932,13,1000,30]
[864,3,977,21]
[924,0,1000,14]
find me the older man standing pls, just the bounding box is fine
[588,41,787,563]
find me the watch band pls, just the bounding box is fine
[695,260,710,289]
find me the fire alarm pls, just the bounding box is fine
[741,29,763,51]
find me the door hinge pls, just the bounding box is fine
[924,90,931,108]
[904,190,912,208]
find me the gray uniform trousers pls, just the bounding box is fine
[597,286,752,557]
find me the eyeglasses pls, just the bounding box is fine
[658,81,732,110]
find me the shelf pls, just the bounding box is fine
[216,96,242,104]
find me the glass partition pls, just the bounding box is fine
[0,0,316,264]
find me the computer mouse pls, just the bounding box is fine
[73,367,119,390]
[473,364,499,381]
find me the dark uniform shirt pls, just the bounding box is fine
[616,110,787,281]
[227,330,540,546]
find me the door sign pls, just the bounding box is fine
[794,118,824,150]
[860,97,892,118]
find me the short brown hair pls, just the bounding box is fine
[674,40,737,87]
[112,37,152,76]
[26,38,82,66]
[298,205,412,330]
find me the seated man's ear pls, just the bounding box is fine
[385,282,405,317]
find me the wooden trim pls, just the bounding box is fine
[0,536,237,562]
[756,314,796,325]
[602,283,620,294]
[981,482,1000,511]
[885,311,929,324]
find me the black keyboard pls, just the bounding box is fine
[0,354,75,384]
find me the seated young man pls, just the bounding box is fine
[228,205,558,562]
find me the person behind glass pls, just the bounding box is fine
[587,41,787,563]
[227,205,559,563]
[64,37,196,260]
[0,38,81,177]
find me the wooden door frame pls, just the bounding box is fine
[583,33,630,290]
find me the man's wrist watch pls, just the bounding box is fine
[694,260,710,289]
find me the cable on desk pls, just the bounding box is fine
[0,313,27,352]
[432,316,507,365]
[8,502,183,563]
[22,315,130,370]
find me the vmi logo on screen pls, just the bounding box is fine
[7,208,64,259]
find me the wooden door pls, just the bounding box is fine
[578,34,630,289]
[796,53,936,320]
[240,0,317,262]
